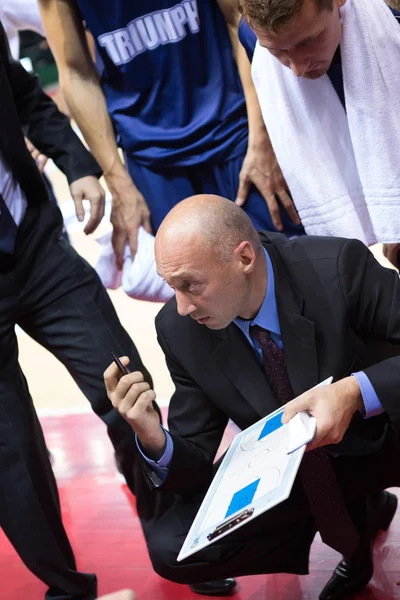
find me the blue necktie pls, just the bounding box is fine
[0,192,18,254]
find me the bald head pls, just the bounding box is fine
[156,195,262,263]
[156,195,268,329]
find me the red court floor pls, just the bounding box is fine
[1,411,400,600]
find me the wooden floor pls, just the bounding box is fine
[1,410,399,600]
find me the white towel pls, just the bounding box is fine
[252,0,400,244]
[95,228,174,303]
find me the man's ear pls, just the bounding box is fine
[336,0,347,8]
[237,241,257,273]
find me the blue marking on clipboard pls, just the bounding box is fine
[225,478,260,518]
[258,412,283,441]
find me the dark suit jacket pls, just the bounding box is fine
[0,21,100,205]
[151,233,400,496]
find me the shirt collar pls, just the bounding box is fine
[234,248,280,338]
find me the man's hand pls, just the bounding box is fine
[282,377,364,451]
[104,357,165,458]
[108,174,152,269]
[25,137,48,173]
[236,137,301,232]
[69,175,106,235]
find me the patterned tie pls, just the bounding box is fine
[250,324,360,558]
[0,192,18,254]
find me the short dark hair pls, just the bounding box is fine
[211,204,263,263]
[239,0,334,34]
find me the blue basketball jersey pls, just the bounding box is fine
[238,18,257,63]
[75,0,248,167]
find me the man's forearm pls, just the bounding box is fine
[235,41,270,147]
[221,5,269,147]
[38,0,126,184]
[217,0,270,146]
[224,10,270,150]
[60,70,129,186]
[4,37,101,183]
[136,424,167,461]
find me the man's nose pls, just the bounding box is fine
[176,291,196,317]
[289,57,311,77]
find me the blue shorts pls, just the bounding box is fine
[126,153,305,236]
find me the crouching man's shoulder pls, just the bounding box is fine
[155,297,216,358]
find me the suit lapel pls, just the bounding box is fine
[266,243,319,397]
[212,324,280,418]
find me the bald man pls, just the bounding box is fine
[104,195,400,600]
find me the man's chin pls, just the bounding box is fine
[205,319,228,330]
[205,321,220,330]
[303,62,331,79]
[303,69,326,80]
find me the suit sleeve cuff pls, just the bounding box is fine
[353,371,385,418]
[135,426,173,477]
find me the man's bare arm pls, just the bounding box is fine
[38,0,151,266]
[217,0,301,230]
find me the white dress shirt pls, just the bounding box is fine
[0,1,43,222]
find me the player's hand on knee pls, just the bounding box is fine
[235,139,301,231]
[104,358,165,454]
[109,177,152,269]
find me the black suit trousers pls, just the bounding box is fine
[0,203,167,599]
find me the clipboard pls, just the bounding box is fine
[177,376,333,562]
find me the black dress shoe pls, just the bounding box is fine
[189,578,237,596]
[319,491,398,600]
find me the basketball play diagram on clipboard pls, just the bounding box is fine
[177,377,333,562]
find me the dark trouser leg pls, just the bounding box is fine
[332,427,400,560]
[147,429,400,585]
[17,204,174,535]
[0,293,97,600]
[332,427,400,500]
[147,481,315,584]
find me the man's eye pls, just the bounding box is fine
[185,282,201,293]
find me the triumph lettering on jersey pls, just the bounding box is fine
[98,0,200,65]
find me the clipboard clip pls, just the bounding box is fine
[207,508,254,541]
